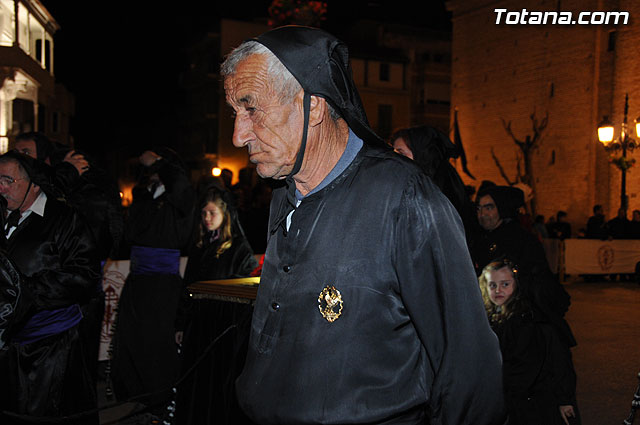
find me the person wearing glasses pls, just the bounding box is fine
[0,151,101,424]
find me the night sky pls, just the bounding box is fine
[41,1,450,171]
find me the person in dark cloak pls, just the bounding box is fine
[221,26,505,424]
[0,151,101,424]
[14,131,124,387]
[390,125,479,247]
[471,185,575,347]
[110,147,195,421]
[479,258,580,425]
[175,183,258,425]
[585,204,607,240]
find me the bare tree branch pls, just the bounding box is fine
[491,147,515,185]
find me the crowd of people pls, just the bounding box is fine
[0,24,592,425]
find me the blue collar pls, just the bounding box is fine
[296,128,363,202]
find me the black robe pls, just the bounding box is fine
[0,196,101,423]
[492,310,579,425]
[110,158,195,411]
[236,144,505,424]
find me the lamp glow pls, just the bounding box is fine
[212,167,222,177]
[598,116,614,144]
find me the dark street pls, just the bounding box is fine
[567,278,640,425]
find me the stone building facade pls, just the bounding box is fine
[447,0,638,230]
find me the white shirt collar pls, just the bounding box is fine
[25,191,47,218]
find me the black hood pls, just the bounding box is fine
[253,26,386,177]
[477,185,524,220]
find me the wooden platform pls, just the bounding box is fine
[188,277,260,304]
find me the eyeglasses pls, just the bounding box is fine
[0,175,25,187]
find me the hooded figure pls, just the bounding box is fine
[477,184,525,221]
[223,26,505,425]
[390,125,479,247]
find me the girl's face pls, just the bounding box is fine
[202,201,224,232]
[485,267,516,307]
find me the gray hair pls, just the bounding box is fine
[221,41,340,121]
[221,41,302,104]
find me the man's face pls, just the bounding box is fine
[224,54,304,179]
[0,161,38,212]
[14,139,37,159]
[477,194,502,231]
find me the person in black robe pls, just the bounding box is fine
[0,151,101,424]
[607,207,630,239]
[176,183,258,425]
[390,125,479,248]
[585,204,608,240]
[479,258,580,425]
[14,131,124,387]
[110,147,195,421]
[222,26,505,424]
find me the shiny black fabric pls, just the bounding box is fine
[255,26,385,148]
[236,145,505,424]
[0,197,101,422]
[0,252,30,348]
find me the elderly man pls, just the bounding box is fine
[0,151,101,423]
[222,26,504,424]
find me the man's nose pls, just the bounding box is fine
[232,115,253,148]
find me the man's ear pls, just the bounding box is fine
[308,95,327,127]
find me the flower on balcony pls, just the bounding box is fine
[268,0,328,28]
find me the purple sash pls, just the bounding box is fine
[130,245,180,276]
[13,304,82,345]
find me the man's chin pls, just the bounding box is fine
[256,164,292,180]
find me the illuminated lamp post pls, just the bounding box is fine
[597,93,639,211]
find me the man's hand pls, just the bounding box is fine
[559,405,575,425]
[64,150,89,175]
[139,150,162,167]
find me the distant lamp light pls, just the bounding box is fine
[635,116,640,138]
[598,115,615,145]
[212,167,222,177]
[119,191,124,198]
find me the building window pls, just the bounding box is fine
[13,98,35,134]
[35,39,51,71]
[608,30,616,52]
[379,63,390,82]
[38,103,45,132]
[378,104,392,139]
[52,111,60,133]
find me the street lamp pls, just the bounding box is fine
[597,93,639,211]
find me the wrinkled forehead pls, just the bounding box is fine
[224,54,272,103]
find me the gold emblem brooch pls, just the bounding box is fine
[318,285,343,323]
